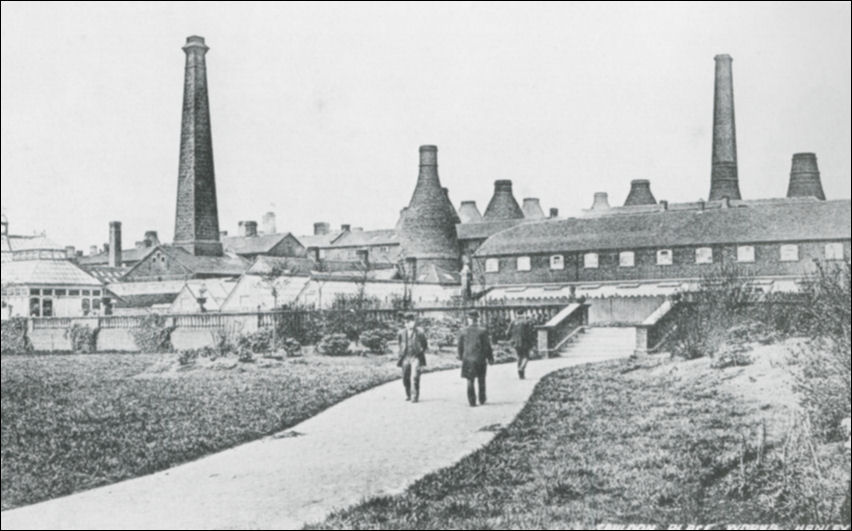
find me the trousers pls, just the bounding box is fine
[466,374,486,406]
[402,357,421,400]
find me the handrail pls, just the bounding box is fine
[535,302,589,357]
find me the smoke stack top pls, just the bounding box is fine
[108,221,122,268]
[483,180,525,220]
[313,222,330,236]
[709,53,741,201]
[591,192,611,211]
[624,179,657,206]
[522,198,545,219]
[787,153,826,200]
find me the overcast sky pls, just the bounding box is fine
[2,1,850,250]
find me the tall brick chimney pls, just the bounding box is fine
[108,221,122,267]
[144,230,159,247]
[458,201,482,224]
[709,54,741,201]
[549,207,559,218]
[398,145,460,275]
[787,153,826,200]
[522,198,545,219]
[483,180,524,220]
[173,35,223,256]
[239,221,258,237]
[624,180,657,206]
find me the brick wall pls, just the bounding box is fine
[477,240,850,286]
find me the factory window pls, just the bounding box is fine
[30,288,40,295]
[780,244,799,262]
[55,289,67,297]
[825,242,844,260]
[619,251,635,267]
[41,298,53,317]
[583,253,599,269]
[42,289,53,296]
[92,298,101,311]
[695,247,713,264]
[81,298,90,315]
[550,255,564,270]
[30,298,40,316]
[69,290,80,296]
[485,258,499,273]
[656,249,673,265]
[737,245,755,263]
[516,256,531,271]
[82,290,91,296]
[93,290,101,296]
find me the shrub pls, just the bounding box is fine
[318,333,352,356]
[419,316,462,348]
[710,344,753,369]
[65,324,98,353]
[359,329,388,354]
[0,318,31,355]
[282,337,303,357]
[131,314,174,353]
[486,315,511,342]
[790,258,851,442]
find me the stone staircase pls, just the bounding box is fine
[557,326,635,359]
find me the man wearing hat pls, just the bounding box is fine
[507,308,536,379]
[397,312,428,403]
[457,310,494,407]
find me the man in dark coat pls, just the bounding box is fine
[457,310,494,407]
[507,308,536,379]
[397,312,428,403]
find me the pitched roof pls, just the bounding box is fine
[82,266,127,284]
[1,234,65,253]
[121,245,249,280]
[77,245,156,265]
[221,232,301,255]
[455,219,527,240]
[475,199,852,256]
[1,260,103,286]
[296,231,346,249]
[329,229,398,247]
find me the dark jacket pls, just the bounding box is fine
[457,325,493,379]
[397,327,428,367]
[507,317,536,351]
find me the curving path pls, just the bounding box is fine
[1,347,628,530]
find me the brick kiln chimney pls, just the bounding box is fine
[313,222,330,235]
[173,35,223,256]
[549,208,559,218]
[624,179,657,206]
[522,198,545,219]
[262,211,276,234]
[787,153,825,200]
[398,145,460,274]
[591,192,610,211]
[239,221,258,237]
[458,201,482,224]
[709,54,741,201]
[144,230,159,247]
[483,180,524,220]
[108,221,122,267]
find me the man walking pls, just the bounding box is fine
[507,308,535,379]
[457,310,494,407]
[397,312,428,403]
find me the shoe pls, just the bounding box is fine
[519,370,525,380]
[405,396,411,401]
[412,397,419,403]
[469,403,477,407]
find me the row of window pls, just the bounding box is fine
[485,242,846,273]
[28,297,105,317]
[2,287,103,297]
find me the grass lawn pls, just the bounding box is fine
[312,345,850,529]
[1,347,466,510]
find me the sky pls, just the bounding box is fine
[2,1,850,251]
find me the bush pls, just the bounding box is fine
[131,314,174,353]
[486,315,511,342]
[65,324,98,353]
[790,258,851,442]
[419,316,462,348]
[318,333,352,356]
[0,318,31,355]
[359,329,388,354]
[710,343,753,369]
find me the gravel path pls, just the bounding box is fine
[1,351,626,530]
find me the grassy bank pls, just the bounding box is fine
[1,348,465,510]
[312,343,850,528]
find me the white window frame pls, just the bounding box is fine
[516,256,531,271]
[656,249,673,266]
[737,245,755,263]
[695,247,713,264]
[583,252,599,269]
[549,255,564,270]
[825,242,844,260]
[779,244,799,262]
[619,251,635,268]
[485,258,500,273]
